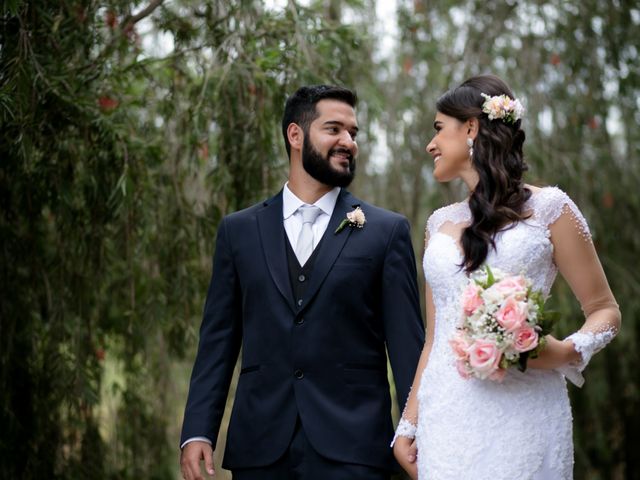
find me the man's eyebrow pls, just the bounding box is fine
[433,120,443,128]
[323,120,359,132]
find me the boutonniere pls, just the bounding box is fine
[335,206,366,234]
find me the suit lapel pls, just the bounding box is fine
[256,191,296,313]
[301,189,358,307]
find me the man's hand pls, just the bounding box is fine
[392,436,418,480]
[180,441,215,480]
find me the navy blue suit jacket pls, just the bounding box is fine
[180,189,425,470]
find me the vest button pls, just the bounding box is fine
[297,299,303,306]
[294,369,304,379]
[298,274,306,282]
[295,317,304,325]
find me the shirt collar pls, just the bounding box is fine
[282,183,341,220]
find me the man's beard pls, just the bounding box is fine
[301,133,355,188]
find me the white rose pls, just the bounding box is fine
[347,207,366,226]
[482,285,505,306]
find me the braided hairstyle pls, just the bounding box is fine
[436,74,531,273]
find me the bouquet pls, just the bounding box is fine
[450,266,558,382]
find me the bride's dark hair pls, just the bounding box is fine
[436,74,531,273]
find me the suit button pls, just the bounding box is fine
[297,299,303,306]
[295,317,304,325]
[298,274,306,282]
[294,369,304,379]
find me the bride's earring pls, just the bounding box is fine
[467,137,474,158]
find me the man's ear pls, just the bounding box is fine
[287,123,304,151]
[466,117,479,141]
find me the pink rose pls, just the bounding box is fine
[493,276,528,299]
[513,326,539,353]
[495,297,527,332]
[462,283,484,316]
[449,333,471,360]
[468,339,502,379]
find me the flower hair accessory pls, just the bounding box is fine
[481,93,524,124]
[335,206,366,234]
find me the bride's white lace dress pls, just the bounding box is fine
[410,187,618,480]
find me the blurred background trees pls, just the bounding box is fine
[1,0,638,478]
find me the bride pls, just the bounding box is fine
[392,74,621,479]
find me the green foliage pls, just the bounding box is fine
[1,1,376,478]
[1,0,638,478]
[381,1,639,477]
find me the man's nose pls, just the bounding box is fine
[338,130,357,150]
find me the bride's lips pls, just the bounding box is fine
[434,155,441,165]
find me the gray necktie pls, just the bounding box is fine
[295,205,322,266]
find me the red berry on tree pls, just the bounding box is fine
[98,96,119,112]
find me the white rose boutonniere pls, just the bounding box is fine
[335,206,366,234]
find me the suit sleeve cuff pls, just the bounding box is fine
[181,436,213,449]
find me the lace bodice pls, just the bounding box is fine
[393,187,621,480]
[426,187,587,296]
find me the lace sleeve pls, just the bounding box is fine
[392,277,435,447]
[426,203,471,241]
[544,189,621,386]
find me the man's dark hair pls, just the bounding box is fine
[281,85,357,158]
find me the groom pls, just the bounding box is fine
[180,85,425,479]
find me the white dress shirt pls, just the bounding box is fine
[181,184,340,450]
[282,183,340,252]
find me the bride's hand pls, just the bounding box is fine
[527,335,581,370]
[393,436,418,479]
